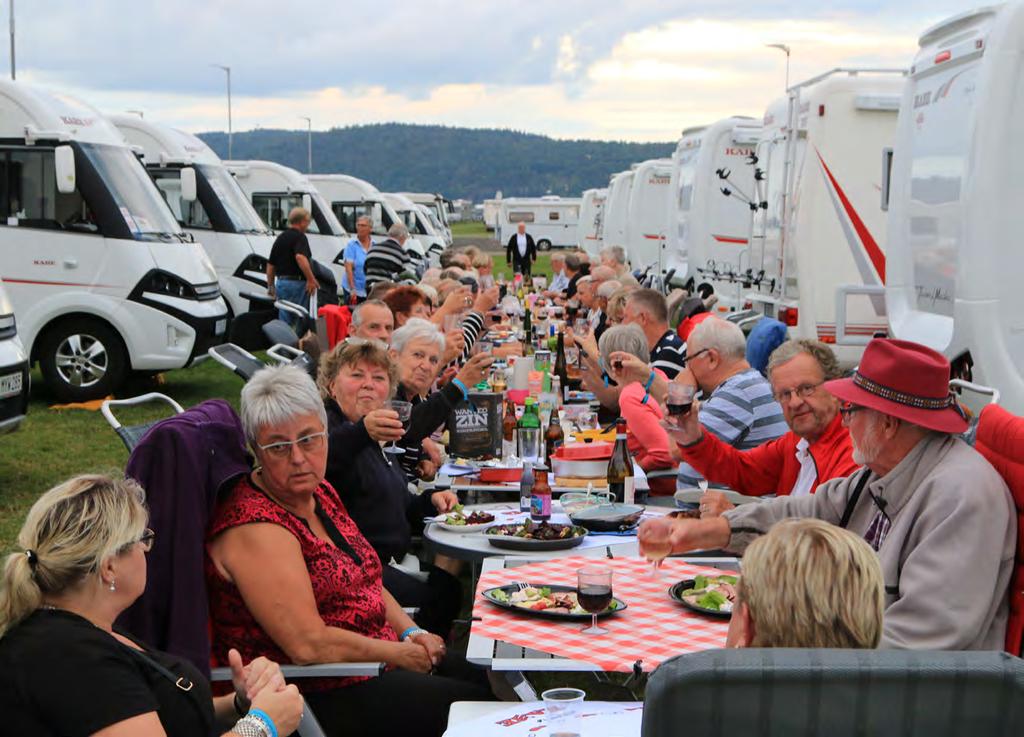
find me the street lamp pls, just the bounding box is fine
[212,64,233,159]
[766,43,790,90]
[300,116,312,173]
[9,0,15,81]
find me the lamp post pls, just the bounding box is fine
[9,0,15,81]
[212,64,233,159]
[765,43,790,90]
[300,116,312,173]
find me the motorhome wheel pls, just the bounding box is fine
[39,317,128,403]
[537,239,552,251]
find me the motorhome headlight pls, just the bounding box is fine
[138,270,220,301]
[0,313,15,340]
[193,281,222,301]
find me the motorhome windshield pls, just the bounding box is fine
[82,143,184,240]
[396,208,425,235]
[311,191,345,236]
[197,164,269,234]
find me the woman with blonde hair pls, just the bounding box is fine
[0,474,301,737]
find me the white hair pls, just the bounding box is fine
[688,317,747,361]
[599,324,649,368]
[596,280,621,299]
[600,245,627,265]
[240,364,327,445]
[388,222,409,240]
[391,317,446,355]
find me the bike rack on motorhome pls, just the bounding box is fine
[577,188,607,256]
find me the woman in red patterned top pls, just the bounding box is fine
[205,364,492,737]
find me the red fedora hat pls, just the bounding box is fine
[824,338,968,433]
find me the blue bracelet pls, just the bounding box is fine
[248,708,279,737]
[452,378,470,402]
[400,625,425,641]
[641,371,656,405]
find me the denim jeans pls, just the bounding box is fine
[274,277,308,326]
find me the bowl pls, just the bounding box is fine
[559,490,614,515]
[478,466,523,483]
[569,503,645,532]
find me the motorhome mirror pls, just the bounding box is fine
[180,166,198,202]
[54,145,76,194]
[880,148,894,212]
[302,193,312,213]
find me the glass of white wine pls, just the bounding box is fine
[642,519,672,578]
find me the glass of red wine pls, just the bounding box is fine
[385,400,412,454]
[577,566,613,635]
[666,383,697,420]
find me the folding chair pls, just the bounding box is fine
[100,393,184,451]
[207,343,270,381]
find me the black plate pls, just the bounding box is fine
[482,583,627,620]
[669,579,735,619]
[483,524,588,551]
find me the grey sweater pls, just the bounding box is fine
[722,433,1016,651]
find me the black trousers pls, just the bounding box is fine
[382,564,462,638]
[304,654,494,737]
[511,256,532,277]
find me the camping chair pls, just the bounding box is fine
[642,649,1024,737]
[208,340,317,382]
[100,393,185,451]
[117,399,383,737]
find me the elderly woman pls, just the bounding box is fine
[0,474,302,737]
[606,286,632,326]
[599,324,678,497]
[383,285,432,327]
[206,364,492,737]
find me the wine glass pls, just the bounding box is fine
[642,519,672,578]
[385,400,412,454]
[665,383,697,423]
[577,566,613,635]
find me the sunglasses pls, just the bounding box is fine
[838,403,866,420]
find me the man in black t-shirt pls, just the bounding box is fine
[266,207,317,325]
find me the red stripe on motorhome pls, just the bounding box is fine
[3,277,118,288]
[815,151,886,283]
[712,235,749,244]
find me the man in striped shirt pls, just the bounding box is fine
[675,317,788,488]
[364,222,412,291]
[623,288,687,379]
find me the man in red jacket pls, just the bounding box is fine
[666,339,858,515]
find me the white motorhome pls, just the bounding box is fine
[482,196,502,231]
[0,278,29,433]
[885,4,1024,412]
[401,192,452,244]
[310,174,398,241]
[224,160,348,287]
[667,117,762,306]
[625,159,674,279]
[602,170,635,254]
[577,188,607,256]
[111,115,274,317]
[495,196,582,251]
[744,68,905,364]
[0,81,227,401]
[383,192,446,264]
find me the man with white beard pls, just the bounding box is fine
[641,338,1016,651]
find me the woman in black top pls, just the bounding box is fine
[0,474,302,737]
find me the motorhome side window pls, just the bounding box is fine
[150,170,212,229]
[252,194,320,234]
[0,148,96,232]
[549,211,560,221]
[509,212,535,223]
[332,203,372,233]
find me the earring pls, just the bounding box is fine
[108,580,116,592]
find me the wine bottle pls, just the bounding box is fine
[553,331,569,403]
[544,414,564,466]
[502,396,517,460]
[607,418,635,504]
[519,462,534,513]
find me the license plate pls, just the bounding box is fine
[215,319,227,336]
[0,371,22,399]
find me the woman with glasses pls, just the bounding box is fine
[206,363,492,737]
[0,474,302,737]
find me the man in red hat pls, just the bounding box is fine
[644,338,1016,650]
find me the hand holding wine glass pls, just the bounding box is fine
[385,400,413,454]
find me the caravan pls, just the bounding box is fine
[885,4,1024,412]
[224,160,349,287]
[0,81,227,401]
[744,68,905,364]
[111,115,274,317]
[667,117,762,308]
[625,159,674,279]
[0,278,29,433]
[602,170,635,254]
[495,196,582,251]
[577,188,607,256]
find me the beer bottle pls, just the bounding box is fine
[544,414,564,466]
[530,468,552,521]
[607,418,635,504]
[502,396,517,460]
[553,331,569,403]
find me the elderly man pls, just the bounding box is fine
[600,245,629,277]
[622,288,686,379]
[547,252,570,295]
[340,215,374,305]
[647,338,1015,651]
[349,299,395,343]
[675,318,787,488]
[564,253,584,299]
[593,280,620,341]
[265,207,317,324]
[506,221,536,276]
[669,339,857,510]
[364,223,411,291]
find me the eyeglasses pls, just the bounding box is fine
[257,431,327,458]
[138,528,156,552]
[773,381,823,404]
[681,348,710,367]
[839,403,866,421]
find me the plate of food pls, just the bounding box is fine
[669,575,739,618]
[483,521,588,551]
[434,505,497,532]
[482,584,626,620]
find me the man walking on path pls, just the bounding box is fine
[506,221,536,277]
[266,207,317,325]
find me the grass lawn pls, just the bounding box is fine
[450,220,492,238]
[490,252,553,282]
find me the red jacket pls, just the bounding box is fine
[678,411,857,495]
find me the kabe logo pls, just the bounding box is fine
[454,408,489,430]
[725,148,754,157]
[648,175,670,185]
[60,115,94,127]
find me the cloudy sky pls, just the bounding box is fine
[16,1,973,141]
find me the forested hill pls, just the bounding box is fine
[198,123,675,201]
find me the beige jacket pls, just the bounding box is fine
[723,433,1016,650]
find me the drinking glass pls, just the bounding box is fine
[542,688,585,737]
[577,566,613,635]
[573,318,589,336]
[666,383,697,424]
[443,314,464,333]
[518,427,542,462]
[642,519,672,577]
[475,338,494,356]
[385,400,412,454]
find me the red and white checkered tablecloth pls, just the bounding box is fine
[472,556,733,672]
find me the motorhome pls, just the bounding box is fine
[401,192,452,244]
[383,192,446,264]
[495,196,582,251]
[224,160,348,286]
[602,170,635,254]
[0,81,227,401]
[0,278,29,433]
[885,4,1024,412]
[625,159,674,279]
[482,196,502,231]
[310,173,399,241]
[743,68,905,365]
[577,188,607,256]
[666,117,762,307]
[111,115,274,317]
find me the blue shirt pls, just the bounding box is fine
[341,238,371,296]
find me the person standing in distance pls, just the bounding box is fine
[506,222,536,277]
[342,215,374,305]
[266,207,317,325]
